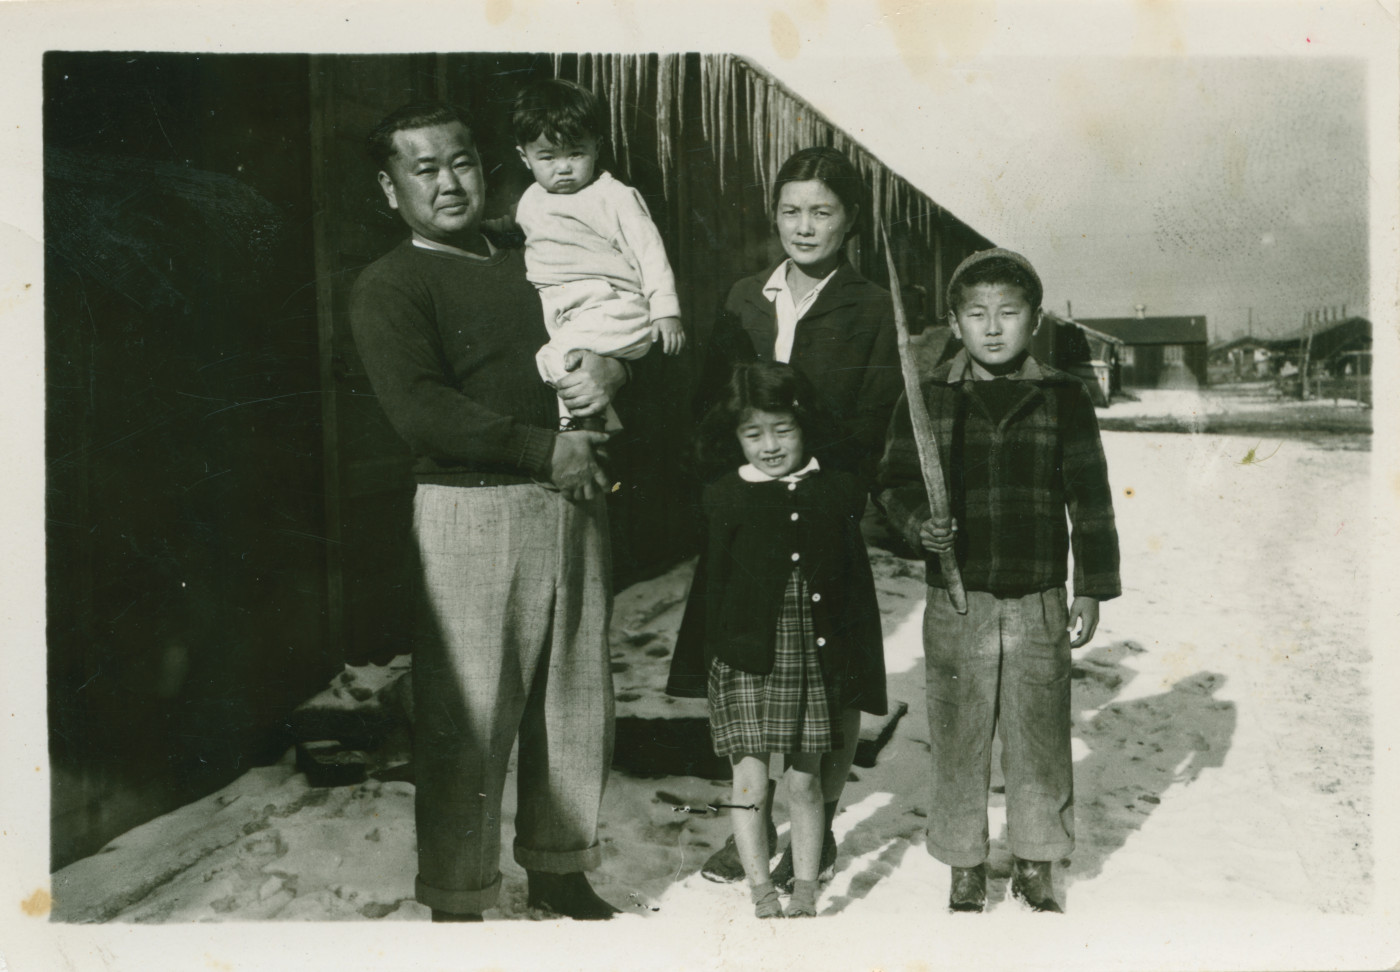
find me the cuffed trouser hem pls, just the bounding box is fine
[513,839,603,874]
[1009,839,1074,862]
[925,836,990,869]
[415,872,501,914]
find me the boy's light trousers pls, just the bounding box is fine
[922,586,1075,867]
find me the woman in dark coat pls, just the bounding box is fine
[670,147,901,890]
[692,149,902,486]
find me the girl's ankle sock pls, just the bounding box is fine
[751,881,785,919]
[788,878,819,917]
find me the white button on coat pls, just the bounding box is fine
[811,593,822,603]
[816,637,827,647]
[791,552,800,562]
[790,512,799,521]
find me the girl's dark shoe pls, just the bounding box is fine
[948,864,987,912]
[751,881,785,919]
[1010,858,1062,913]
[525,870,619,920]
[559,414,607,433]
[786,878,820,918]
[771,830,837,893]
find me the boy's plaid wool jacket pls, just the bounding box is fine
[877,350,1121,601]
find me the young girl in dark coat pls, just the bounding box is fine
[676,362,887,919]
[678,147,900,892]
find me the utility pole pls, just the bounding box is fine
[1300,309,1314,400]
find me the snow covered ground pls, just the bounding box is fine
[40,423,1393,970]
[1105,385,1370,421]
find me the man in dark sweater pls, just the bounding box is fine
[349,103,626,922]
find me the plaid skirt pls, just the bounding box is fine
[708,568,843,757]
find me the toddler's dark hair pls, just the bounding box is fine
[948,255,1044,313]
[511,78,607,148]
[366,103,475,170]
[695,362,838,477]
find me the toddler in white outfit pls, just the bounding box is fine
[512,78,685,431]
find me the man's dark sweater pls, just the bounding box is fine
[349,239,558,486]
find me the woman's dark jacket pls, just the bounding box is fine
[695,259,902,485]
[665,466,888,716]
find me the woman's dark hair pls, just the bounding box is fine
[770,147,865,238]
[511,78,607,148]
[366,103,476,170]
[695,362,838,477]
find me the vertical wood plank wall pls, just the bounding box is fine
[46,53,331,868]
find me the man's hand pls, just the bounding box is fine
[918,517,957,554]
[651,317,686,355]
[547,430,611,502]
[1068,596,1100,648]
[556,350,627,417]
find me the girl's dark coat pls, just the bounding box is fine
[666,467,888,716]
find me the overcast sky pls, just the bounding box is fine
[769,55,1369,342]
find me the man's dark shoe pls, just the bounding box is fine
[431,908,483,922]
[1010,858,1062,913]
[948,864,987,913]
[700,816,780,883]
[771,829,837,893]
[525,870,618,920]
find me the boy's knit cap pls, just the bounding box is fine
[946,247,1043,310]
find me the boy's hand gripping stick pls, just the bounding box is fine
[882,228,968,614]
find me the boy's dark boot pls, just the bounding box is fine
[948,864,987,913]
[701,779,778,883]
[1010,858,1062,913]
[525,870,618,920]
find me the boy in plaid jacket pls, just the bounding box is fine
[877,248,1120,914]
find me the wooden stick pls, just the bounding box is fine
[881,229,968,614]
